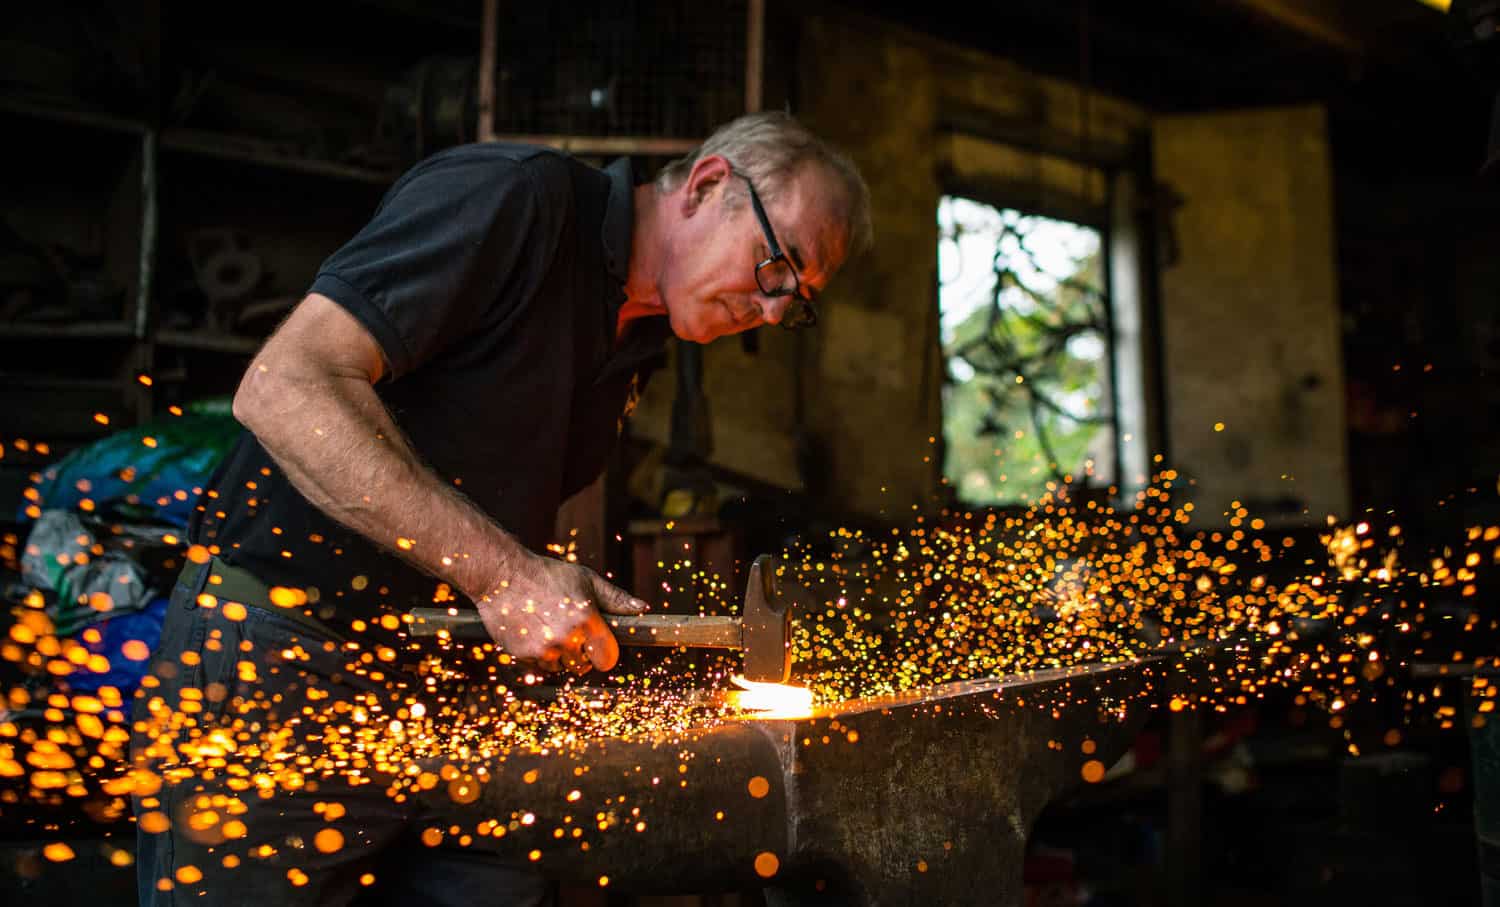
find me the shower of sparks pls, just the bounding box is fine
[0,453,1495,885]
[780,473,1497,724]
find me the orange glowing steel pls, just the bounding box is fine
[729,675,814,719]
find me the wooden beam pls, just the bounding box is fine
[1228,0,1367,53]
[485,134,701,155]
[478,0,498,142]
[937,99,1136,169]
[938,169,1109,230]
[746,0,765,113]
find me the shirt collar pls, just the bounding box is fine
[601,157,634,286]
[597,157,669,382]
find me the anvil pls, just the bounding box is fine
[409,657,1161,905]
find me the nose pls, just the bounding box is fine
[758,294,789,326]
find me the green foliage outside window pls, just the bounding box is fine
[938,197,1114,506]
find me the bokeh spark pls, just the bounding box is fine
[1,464,1495,877]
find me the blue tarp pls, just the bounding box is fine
[18,398,241,528]
[64,595,169,696]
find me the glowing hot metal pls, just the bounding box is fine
[728,675,814,719]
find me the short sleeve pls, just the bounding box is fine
[308,150,557,380]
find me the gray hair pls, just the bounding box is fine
[655,110,873,256]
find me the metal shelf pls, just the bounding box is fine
[159,128,398,185]
[0,96,147,138]
[154,329,263,356]
[0,374,133,392]
[2,97,395,185]
[0,322,136,341]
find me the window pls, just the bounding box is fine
[938,196,1115,505]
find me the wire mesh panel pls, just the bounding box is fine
[491,0,748,139]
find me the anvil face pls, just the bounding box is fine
[412,659,1159,906]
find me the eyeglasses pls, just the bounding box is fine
[734,171,818,329]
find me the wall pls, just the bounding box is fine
[1153,105,1349,527]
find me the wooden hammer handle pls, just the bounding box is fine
[606,614,741,649]
[407,608,743,650]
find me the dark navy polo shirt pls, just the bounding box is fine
[189,145,671,626]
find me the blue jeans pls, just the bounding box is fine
[129,564,553,906]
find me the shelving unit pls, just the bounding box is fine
[0,2,442,511]
[0,2,458,434]
[0,102,284,429]
[2,0,762,521]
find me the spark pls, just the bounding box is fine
[0,460,1494,893]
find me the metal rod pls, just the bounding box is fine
[1166,693,1203,907]
[133,129,158,343]
[159,129,393,184]
[478,0,498,142]
[0,97,145,136]
[746,0,765,113]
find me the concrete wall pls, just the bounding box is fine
[1153,105,1349,527]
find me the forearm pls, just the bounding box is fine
[234,363,528,601]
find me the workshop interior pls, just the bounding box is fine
[2,0,1499,904]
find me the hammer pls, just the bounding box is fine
[406,554,793,682]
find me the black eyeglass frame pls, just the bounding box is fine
[733,171,818,329]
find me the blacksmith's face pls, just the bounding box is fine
[660,160,847,343]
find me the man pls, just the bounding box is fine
[129,111,871,905]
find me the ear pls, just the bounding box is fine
[680,154,733,216]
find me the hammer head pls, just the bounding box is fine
[740,554,792,683]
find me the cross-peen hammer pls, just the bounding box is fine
[406,554,793,682]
